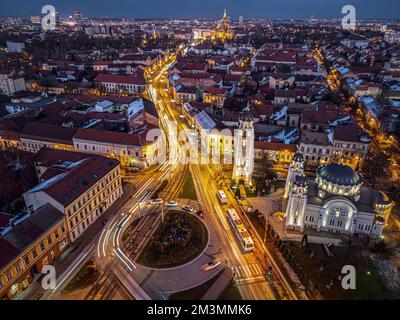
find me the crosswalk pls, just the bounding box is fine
[232,263,265,281]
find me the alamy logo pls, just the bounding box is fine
[41,5,57,31]
[341,5,356,31]
[41,265,56,290]
[341,265,356,290]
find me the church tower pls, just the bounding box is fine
[214,8,233,42]
[232,103,254,184]
[284,151,304,199]
[222,9,229,31]
[285,176,308,232]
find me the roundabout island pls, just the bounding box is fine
[123,209,209,269]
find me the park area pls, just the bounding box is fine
[137,210,208,268]
[287,241,400,299]
[179,171,197,200]
[61,260,100,296]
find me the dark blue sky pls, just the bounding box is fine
[1,0,399,19]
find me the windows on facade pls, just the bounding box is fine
[6,271,12,282]
[15,263,22,274]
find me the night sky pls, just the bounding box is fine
[0,0,399,19]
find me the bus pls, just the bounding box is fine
[226,208,254,253]
[217,190,227,204]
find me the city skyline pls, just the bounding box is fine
[0,0,399,305]
[1,0,400,20]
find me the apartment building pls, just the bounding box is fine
[0,204,68,299]
[20,122,77,153]
[73,128,162,167]
[299,125,370,167]
[0,71,26,96]
[94,74,146,95]
[23,155,122,242]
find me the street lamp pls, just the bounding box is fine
[263,213,268,243]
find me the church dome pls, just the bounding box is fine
[292,151,304,163]
[317,163,362,186]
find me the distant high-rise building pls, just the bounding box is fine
[73,11,84,26]
[29,16,41,25]
[0,70,26,96]
[6,41,25,53]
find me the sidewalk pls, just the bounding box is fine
[201,268,232,300]
[20,183,137,300]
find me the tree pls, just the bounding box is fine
[370,240,389,258]
[255,152,274,177]
[362,152,390,187]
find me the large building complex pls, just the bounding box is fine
[284,153,393,239]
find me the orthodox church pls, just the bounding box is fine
[284,152,393,238]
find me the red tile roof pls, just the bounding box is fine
[0,212,11,228]
[333,125,365,143]
[180,72,213,79]
[204,87,227,95]
[33,147,88,167]
[301,110,346,125]
[300,130,330,146]
[93,61,111,66]
[29,156,120,206]
[95,74,146,85]
[21,122,77,145]
[275,89,297,98]
[254,141,297,152]
[0,238,20,269]
[74,128,146,147]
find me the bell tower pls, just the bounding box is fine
[284,151,304,199]
[232,103,254,184]
[285,176,308,232]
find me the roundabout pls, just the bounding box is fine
[124,209,210,270]
[96,198,225,298]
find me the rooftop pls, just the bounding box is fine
[317,163,363,187]
[25,156,119,206]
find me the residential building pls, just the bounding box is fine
[23,156,122,242]
[94,74,146,95]
[0,71,26,96]
[0,204,68,299]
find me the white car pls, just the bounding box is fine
[202,260,222,271]
[166,200,177,207]
[149,198,163,205]
[182,205,193,212]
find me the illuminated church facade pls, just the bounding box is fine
[284,152,393,239]
[213,9,233,42]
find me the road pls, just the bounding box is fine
[37,51,299,301]
[150,54,300,300]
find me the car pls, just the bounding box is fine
[196,210,205,218]
[182,205,193,212]
[149,198,163,205]
[166,200,178,207]
[128,167,139,173]
[202,260,222,271]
